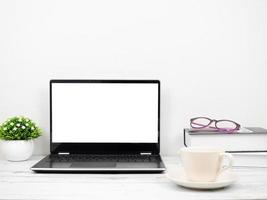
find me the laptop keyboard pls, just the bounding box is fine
[49,154,159,162]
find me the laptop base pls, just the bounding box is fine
[31,154,166,173]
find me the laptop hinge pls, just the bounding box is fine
[58,152,70,155]
[140,152,152,155]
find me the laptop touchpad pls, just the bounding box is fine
[71,162,116,168]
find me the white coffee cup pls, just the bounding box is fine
[179,147,233,182]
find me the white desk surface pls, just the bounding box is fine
[1,155,267,200]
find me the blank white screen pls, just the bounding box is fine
[52,83,159,143]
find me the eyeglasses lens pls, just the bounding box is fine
[191,118,211,128]
[216,120,237,130]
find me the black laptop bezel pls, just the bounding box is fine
[50,79,160,155]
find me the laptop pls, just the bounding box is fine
[31,79,166,172]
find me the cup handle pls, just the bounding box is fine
[219,153,233,174]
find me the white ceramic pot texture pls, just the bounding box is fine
[1,140,34,161]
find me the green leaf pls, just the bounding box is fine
[0,116,42,140]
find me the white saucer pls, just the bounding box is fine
[166,165,238,189]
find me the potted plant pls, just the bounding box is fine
[0,116,42,161]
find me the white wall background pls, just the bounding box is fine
[0,0,267,155]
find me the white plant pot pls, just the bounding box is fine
[0,140,34,161]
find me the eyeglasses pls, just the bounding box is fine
[190,117,241,132]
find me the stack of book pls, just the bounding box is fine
[184,127,267,152]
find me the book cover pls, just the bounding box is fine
[183,127,267,153]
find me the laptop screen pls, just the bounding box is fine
[51,81,159,143]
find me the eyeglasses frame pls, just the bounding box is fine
[190,117,241,132]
